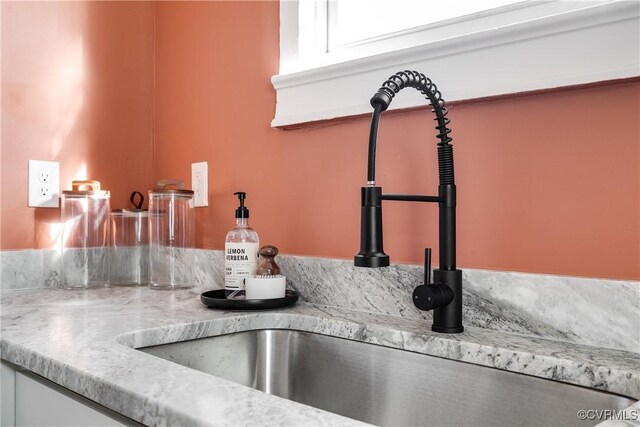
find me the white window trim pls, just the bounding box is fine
[272,1,639,128]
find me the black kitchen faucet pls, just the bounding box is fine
[354,70,463,334]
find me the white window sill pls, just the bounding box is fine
[271,1,639,128]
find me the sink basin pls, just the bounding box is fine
[140,329,634,426]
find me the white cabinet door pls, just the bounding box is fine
[15,371,131,427]
[1,361,17,427]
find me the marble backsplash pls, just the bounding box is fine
[0,249,61,290]
[1,248,638,353]
[0,248,149,290]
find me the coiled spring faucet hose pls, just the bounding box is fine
[367,70,455,186]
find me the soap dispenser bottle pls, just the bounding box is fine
[225,192,259,299]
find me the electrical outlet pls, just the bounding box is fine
[28,160,60,208]
[191,161,208,207]
[38,171,51,182]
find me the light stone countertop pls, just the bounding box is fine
[1,286,638,426]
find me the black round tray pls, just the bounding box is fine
[200,289,299,310]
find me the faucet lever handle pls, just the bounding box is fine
[424,248,432,285]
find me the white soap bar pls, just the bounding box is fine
[245,275,286,300]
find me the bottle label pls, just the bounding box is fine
[224,242,259,290]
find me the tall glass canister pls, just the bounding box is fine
[148,180,195,290]
[110,209,149,286]
[61,180,111,289]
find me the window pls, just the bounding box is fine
[272,0,639,127]
[328,0,524,51]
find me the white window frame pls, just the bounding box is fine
[272,0,639,127]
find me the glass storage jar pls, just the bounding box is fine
[148,180,195,290]
[110,208,149,286]
[61,180,111,289]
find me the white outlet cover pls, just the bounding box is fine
[28,160,60,208]
[191,161,208,207]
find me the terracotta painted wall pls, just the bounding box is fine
[1,1,155,249]
[154,1,639,280]
[3,2,637,280]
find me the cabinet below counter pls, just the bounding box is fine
[1,360,138,427]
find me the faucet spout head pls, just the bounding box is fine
[354,251,389,268]
[354,186,390,268]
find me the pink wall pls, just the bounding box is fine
[1,1,155,249]
[154,1,639,280]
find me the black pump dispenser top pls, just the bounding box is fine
[234,192,249,219]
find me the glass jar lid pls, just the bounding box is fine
[62,180,110,197]
[112,209,149,217]
[149,179,194,196]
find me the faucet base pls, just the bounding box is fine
[431,324,464,334]
[431,269,464,333]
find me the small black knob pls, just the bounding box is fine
[413,285,444,311]
[413,283,454,312]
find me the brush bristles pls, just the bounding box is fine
[253,274,284,279]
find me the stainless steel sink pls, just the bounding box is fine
[140,329,634,426]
